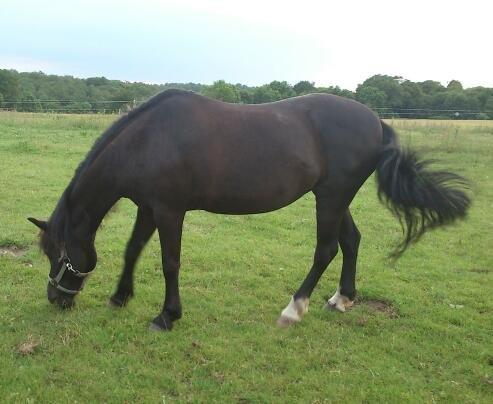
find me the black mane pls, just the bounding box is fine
[43,89,191,248]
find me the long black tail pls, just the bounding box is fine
[376,121,471,258]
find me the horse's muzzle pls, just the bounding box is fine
[47,282,75,309]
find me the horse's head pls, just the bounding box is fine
[28,217,97,309]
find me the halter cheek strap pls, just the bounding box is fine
[48,254,94,295]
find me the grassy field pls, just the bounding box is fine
[0,112,492,402]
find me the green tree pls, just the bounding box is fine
[69,101,93,113]
[268,81,295,99]
[355,86,387,108]
[202,80,239,103]
[293,80,315,95]
[429,92,447,111]
[252,85,279,103]
[447,80,463,91]
[358,75,405,109]
[443,91,478,115]
[238,89,253,104]
[86,77,110,87]
[417,80,446,109]
[401,81,424,110]
[484,97,493,118]
[18,93,41,112]
[418,80,446,95]
[0,69,20,102]
[318,86,355,99]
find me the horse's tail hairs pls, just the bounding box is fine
[376,121,471,259]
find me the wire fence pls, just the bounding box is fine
[0,99,140,114]
[373,107,492,120]
[1,99,492,119]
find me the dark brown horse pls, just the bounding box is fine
[28,90,470,331]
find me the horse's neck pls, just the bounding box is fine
[68,163,120,237]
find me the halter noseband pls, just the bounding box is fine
[48,253,93,295]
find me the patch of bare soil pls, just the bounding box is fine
[357,298,399,318]
[0,245,27,257]
[469,268,491,274]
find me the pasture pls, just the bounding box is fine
[0,112,491,402]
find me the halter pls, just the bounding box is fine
[48,252,94,295]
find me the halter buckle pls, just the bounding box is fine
[49,253,93,295]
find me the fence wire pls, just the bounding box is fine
[1,99,492,119]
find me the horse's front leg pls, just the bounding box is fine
[149,207,185,331]
[109,206,156,307]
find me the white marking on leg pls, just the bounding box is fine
[277,296,309,327]
[325,287,354,312]
[328,287,341,306]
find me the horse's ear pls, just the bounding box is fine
[28,217,48,231]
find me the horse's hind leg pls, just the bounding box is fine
[277,194,345,327]
[109,206,156,307]
[325,209,360,312]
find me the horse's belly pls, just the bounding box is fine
[199,164,320,214]
[202,190,308,214]
[184,119,324,214]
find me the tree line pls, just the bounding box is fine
[1,69,492,119]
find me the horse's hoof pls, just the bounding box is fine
[108,296,125,308]
[325,288,354,312]
[149,313,173,331]
[277,296,309,328]
[277,315,300,328]
[108,297,123,308]
[108,291,133,308]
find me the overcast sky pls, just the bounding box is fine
[1,0,492,90]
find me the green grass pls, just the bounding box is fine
[0,112,492,402]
